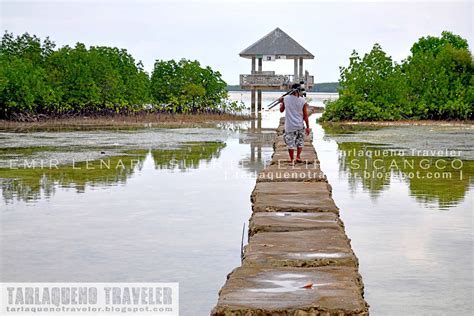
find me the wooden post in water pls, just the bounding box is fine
[250,88,256,113]
[257,58,263,112]
[257,90,262,112]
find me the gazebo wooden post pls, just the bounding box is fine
[294,58,298,80]
[257,57,262,112]
[299,57,303,79]
[251,57,256,113]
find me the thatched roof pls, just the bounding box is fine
[240,28,314,59]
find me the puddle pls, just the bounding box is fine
[288,252,350,259]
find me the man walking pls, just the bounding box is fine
[279,83,310,164]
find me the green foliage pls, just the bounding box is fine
[410,31,469,56]
[150,59,239,113]
[321,31,474,121]
[403,37,473,120]
[0,31,151,119]
[0,32,240,119]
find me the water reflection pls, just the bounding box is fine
[0,142,225,203]
[151,141,226,171]
[321,124,474,209]
[238,113,274,174]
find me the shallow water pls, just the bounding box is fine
[0,114,280,315]
[1,93,473,314]
[313,116,474,315]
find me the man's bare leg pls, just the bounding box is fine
[296,147,303,162]
[288,149,295,163]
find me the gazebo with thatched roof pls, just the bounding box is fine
[239,27,314,111]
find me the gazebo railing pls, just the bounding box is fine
[240,74,314,88]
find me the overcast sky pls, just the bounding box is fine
[1,0,472,84]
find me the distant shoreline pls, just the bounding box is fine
[229,90,338,95]
[227,82,339,93]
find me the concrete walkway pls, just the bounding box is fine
[212,117,369,315]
